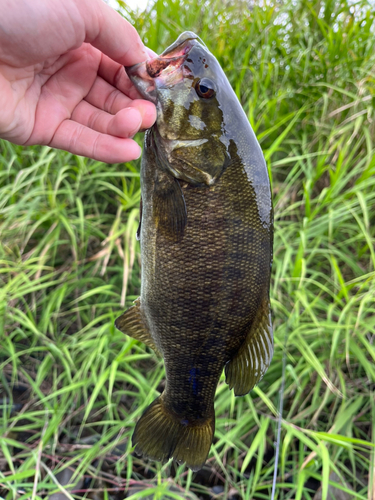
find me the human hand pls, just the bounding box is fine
[0,0,156,162]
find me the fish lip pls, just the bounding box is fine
[125,32,204,103]
[145,54,186,79]
[159,31,203,58]
[125,61,157,103]
[125,55,187,104]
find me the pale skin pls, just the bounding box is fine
[0,0,157,163]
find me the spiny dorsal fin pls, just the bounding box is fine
[225,297,273,396]
[115,298,160,355]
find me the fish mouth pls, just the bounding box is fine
[126,32,204,103]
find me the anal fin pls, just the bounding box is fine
[115,298,160,355]
[225,297,273,396]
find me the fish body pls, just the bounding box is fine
[116,32,273,471]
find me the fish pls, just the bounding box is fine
[115,31,273,472]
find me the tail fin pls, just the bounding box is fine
[132,396,214,471]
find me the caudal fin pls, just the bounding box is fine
[132,396,214,471]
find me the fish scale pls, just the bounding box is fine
[116,31,273,471]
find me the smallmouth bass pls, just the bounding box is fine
[116,32,273,471]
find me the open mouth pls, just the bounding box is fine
[145,53,187,79]
[125,33,201,102]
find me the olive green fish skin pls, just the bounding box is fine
[118,32,273,470]
[141,135,271,416]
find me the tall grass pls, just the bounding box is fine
[1,0,375,498]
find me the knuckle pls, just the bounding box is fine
[91,134,101,159]
[113,65,125,89]
[87,110,101,131]
[103,88,118,113]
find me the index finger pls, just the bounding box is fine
[98,53,143,100]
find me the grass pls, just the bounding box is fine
[1,0,375,498]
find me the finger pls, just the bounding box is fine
[84,75,156,128]
[78,0,149,66]
[50,119,142,163]
[97,54,142,100]
[84,73,135,111]
[146,47,158,58]
[71,101,142,138]
[129,99,156,130]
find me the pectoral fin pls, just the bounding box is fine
[115,298,160,355]
[153,169,187,241]
[225,297,273,396]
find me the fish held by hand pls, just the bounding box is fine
[116,31,274,472]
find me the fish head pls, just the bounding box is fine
[126,31,245,186]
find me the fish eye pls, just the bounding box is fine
[195,78,216,99]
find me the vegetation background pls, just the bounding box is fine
[1,0,374,498]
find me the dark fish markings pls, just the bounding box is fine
[116,31,274,472]
[189,367,200,396]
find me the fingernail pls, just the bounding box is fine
[126,107,142,135]
[129,107,142,125]
[135,144,142,159]
[146,47,158,59]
